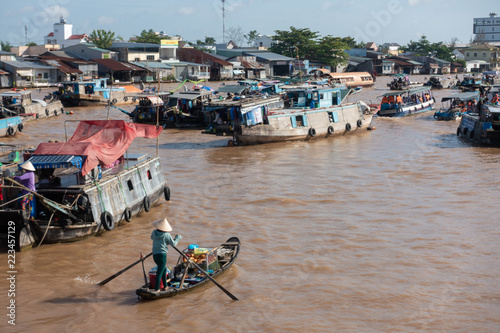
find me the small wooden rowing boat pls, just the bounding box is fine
[135,237,240,300]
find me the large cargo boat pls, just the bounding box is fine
[457,104,500,146]
[204,85,374,145]
[1,90,64,120]
[57,79,135,107]
[0,120,170,251]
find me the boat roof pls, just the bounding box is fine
[441,91,480,102]
[216,85,248,94]
[1,91,31,97]
[486,105,500,113]
[379,86,431,97]
[169,92,203,100]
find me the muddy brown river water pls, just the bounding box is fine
[1,75,499,332]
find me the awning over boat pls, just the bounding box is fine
[169,93,200,100]
[378,86,431,97]
[487,106,500,113]
[147,96,164,104]
[33,120,162,176]
[216,85,248,94]
[441,91,480,102]
[27,155,84,170]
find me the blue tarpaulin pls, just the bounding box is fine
[27,155,84,170]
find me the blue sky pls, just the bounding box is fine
[0,0,497,47]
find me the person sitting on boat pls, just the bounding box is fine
[396,95,403,107]
[491,93,499,105]
[13,161,36,218]
[381,96,389,104]
[388,95,395,106]
[151,218,182,292]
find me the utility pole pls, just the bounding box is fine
[222,0,225,43]
[25,25,28,45]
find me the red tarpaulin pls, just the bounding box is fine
[34,120,162,175]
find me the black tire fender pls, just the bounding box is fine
[54,110,58,116]
[469,130,475,139]
[346,123,352,131]
[124,96,128,102]
[308,128,316,137]
[357,119,363,127]
[463,127,468,136]
[17,123,24,132]
[327,126,334,134]
[123,207,132,222]
[164,186,171,201]
[456,127,461,136]
[7,126,14,136]
[36,113,39,119]
[101,211,114,231]
[132,97,137,102]
[45,108,49,116]
[143,196,151,212]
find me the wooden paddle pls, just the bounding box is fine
[97,252,153,286]
[170,244,238,301]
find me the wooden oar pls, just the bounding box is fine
[97,252,153,286]
[170,244,238,301]
[4,177,76,218]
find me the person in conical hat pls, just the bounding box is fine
[151,218,182,292]
[13,161,36,216]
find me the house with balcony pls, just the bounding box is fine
[0,60,58,87]
[462,43,500,70]
[178,47,233,80]
[108,42,161,62]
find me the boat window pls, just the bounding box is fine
[290,115,308,128]
[328,111,339,123]
[127,179,134,191]
[147,170,152,180]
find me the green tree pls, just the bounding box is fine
[244,30,259,46]
[270,27,319,59]
[315,36,351,68]
[88,29,116,49]
[26,42,37,46]
[0,41,12,52]
[205,37,216,44]
[135,29,162,44]
[401,35,432,55]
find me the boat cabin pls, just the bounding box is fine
[441,91,479,112]
[327,72,374,88]
[1,91,33,109]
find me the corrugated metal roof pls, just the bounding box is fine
[40,59,82,74]
[131,62,173,69]
[241,60,264,69]
[243,52,293,61]
[91,58,144,71]
[1,60,55,69]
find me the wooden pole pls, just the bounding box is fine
[97,252,153,286]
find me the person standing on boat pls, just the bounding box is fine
[151,218,182,291]
[13,161,36,217]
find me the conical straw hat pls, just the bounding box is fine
[20,161,35,172]
[153,218,172,232]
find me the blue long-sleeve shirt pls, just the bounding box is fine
[151,230,180,254]
[14,171,35,196]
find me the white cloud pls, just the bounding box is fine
[179,7,195,15]
[408,0,421,6]
[43,6,70,21]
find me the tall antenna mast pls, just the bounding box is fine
[222,0,225,43]
[25,25,28,45]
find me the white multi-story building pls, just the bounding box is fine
[44,16,88,48]
[473,12,500,43]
